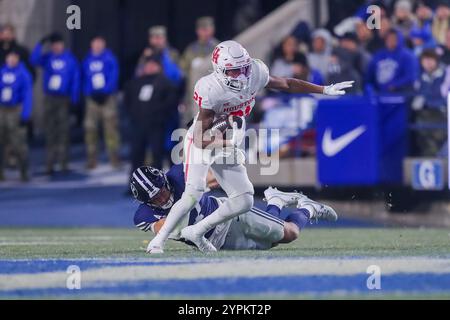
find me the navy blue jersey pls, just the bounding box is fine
[133,165,219,237]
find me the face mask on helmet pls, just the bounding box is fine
[149,186,174,210]
[217,64,252,92]
[224,65,252,91]
[130,167,174,210]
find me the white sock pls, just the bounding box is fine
[156,188,203,242]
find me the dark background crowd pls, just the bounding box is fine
[0,0,449,183]
[265,0,450,159]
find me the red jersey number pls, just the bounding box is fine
[193,91,203,108]
[230,106,252,117]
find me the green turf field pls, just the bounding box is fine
[1,227,449,259]
[1,227,449,299]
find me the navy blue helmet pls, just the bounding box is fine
[130,167,174,210]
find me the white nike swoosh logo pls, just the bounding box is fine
[322,126,366,157]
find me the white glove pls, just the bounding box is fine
[229,119,246,147]
[323,81,355,96]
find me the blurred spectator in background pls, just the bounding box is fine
[438,28,450,63]
[270,35,323,84]
[365,29,418,94]
[124,56,177,180]
[270,35,308,78]
[292,55,323,85]
[307,29,333,79]
[414,49,446,109]
[432,0,450,45]
[82,36,121,170]
[415,2,434,31]
[355,18,384,53]
[179,17,219,127]
[327,48,362,93]
[392,0,416,38]
[412,49,447,156]
[0,24,35,80]
[136,26,183,86]
[375,15,394,46]
[410,26,437,56]
[290,21,312,52]
[0,51,32,181]
[31,33,80,175]
[409,3,436,56]
[338,32,371,79]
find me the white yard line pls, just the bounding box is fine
[1,257,450,291]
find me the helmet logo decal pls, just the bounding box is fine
[132,172,150,193]
[134,168,158,198]
[137,168,156,190]
[212,47,220,64]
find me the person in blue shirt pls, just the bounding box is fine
[130,165,337,253]
[0,51,33,181]
[30,32,80,174]
[82,36,121,169]
[365,28,419,95]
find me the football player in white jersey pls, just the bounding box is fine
[147,40,353,254]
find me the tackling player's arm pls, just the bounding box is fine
[266,76,354,96]
[152,218,166,234]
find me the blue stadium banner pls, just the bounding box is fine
[316,95,407,186]
[412,160,444,191]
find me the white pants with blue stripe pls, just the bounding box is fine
[220,206,285,250]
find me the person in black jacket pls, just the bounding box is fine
[0,24,35,80]
[124,55,178,179]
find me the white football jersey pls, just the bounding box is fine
[192,59,270,118]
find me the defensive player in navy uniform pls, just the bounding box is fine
[131,165,337,251]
